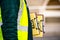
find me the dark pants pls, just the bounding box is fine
[0,0,20,40]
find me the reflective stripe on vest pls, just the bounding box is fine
[0,23,2,27]
[18,26,28,31]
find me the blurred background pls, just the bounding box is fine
[27,0,60,40]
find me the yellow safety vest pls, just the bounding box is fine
[18,0,28,40]
[0,0,29,40]
[0,8,3,40]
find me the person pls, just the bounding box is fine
[0,0,20,40]
[0,0,33,40]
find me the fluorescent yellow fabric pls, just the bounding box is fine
[19,0,28,26]
[18,30,28,40]
[18,0,28,40]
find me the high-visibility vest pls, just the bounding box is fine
[0,8,3,40]
[18,0,29,40]
[18,0,33,40]
[0,0,33,40]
